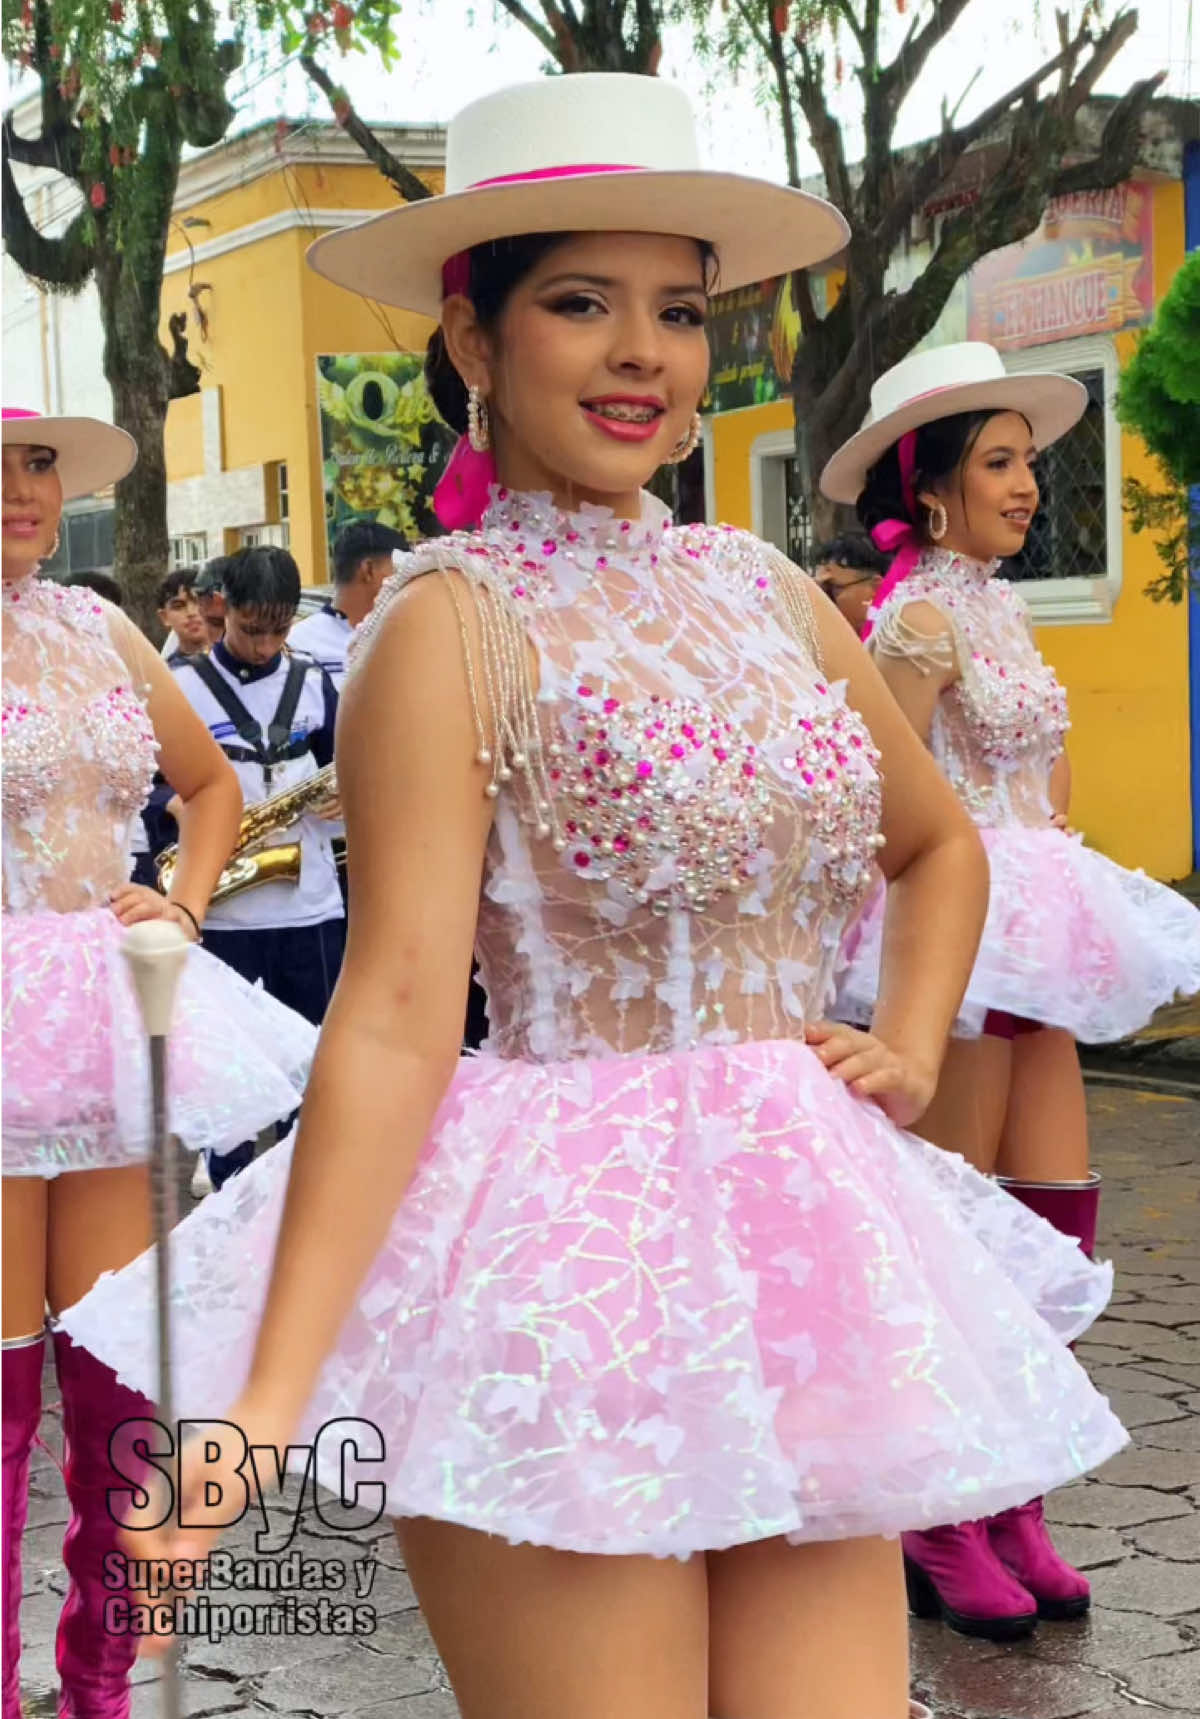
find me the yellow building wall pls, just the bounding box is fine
[707,182,1192,880]
[161,151,442,584]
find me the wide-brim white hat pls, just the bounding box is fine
[820,342,1087,505]
[308,75,850,316]
[2,408,137,500]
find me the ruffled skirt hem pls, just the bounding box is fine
[61,1037,1126,1551]
[2,907,317,1175]
[837,825,1200,1042]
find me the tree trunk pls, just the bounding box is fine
[108,361,172,640]
[98,240,173,639]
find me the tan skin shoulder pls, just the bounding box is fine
[333,568,498,1062]
[868,597,959,747]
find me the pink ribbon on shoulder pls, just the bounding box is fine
[431,163,638,532]
[860,429,920,641]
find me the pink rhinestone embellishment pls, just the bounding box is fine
[555,694,773,913]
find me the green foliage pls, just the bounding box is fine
[1122,470,1199,604]
[1116,251,1200,489]
[2,0,400,280]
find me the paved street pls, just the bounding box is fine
[17,1078,1199,1719]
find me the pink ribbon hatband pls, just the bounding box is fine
[433,162,642,531]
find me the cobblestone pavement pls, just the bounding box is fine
[17,1080,1199,1719]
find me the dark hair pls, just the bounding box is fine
[424,232,718,434]
[67,570,122,606]
[156,569,196,608]
[222,545,301,616]
[857,408,1032,543]
[332,520,409,584]
[812,533,887,577]
[195,554,231,597]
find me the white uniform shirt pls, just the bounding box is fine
[288,603,353,692]
[174,642,343,932]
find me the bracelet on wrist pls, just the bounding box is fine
[169,900,202,943]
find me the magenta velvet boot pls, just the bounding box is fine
[3,1332,45,1719]
[902,1520,1038,1641]
[52,1330,157,1719]
[986,1173,1101,1621]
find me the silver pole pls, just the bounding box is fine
[121,921,190,1719]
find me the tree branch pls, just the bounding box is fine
[493,0,558,58]
[300,55,433,203]
[792,33,853,215]
[879,0,974,118]
[1,147,95,290]
[873,8,1123,264]
[1049,72,1166,196]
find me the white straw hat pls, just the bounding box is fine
[2,408,137,500]
[307,75,850,316]
[820,342,1087,505]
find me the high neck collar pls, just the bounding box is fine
[214,638,283,683]
[481,487,673,556]
[471,487,676,607]
[921,545,1001,585]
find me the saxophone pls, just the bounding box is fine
[156,765,339,906]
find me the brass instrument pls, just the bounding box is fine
[156,764,339,905]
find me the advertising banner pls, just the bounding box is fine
[968,183,1154,351]
[316,352,456,564]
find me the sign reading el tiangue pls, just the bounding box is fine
[967,183,1155,351]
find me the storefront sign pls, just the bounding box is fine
[704,272,831,414]
[316,352,456,562]
[968,183,1154,351]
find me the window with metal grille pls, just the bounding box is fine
[784,457,816,570]
[1001,368,1107,583]
[169,533,207,569]
[240,523,291,550]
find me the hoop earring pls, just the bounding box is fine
[49,530,61,558]
[667,410,702,465]
[467,386,490,454]
[928,502,948,542]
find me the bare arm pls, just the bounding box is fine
[233,573,496,1439]
[1048,748,1071,824]
[109,615,242,930]
[810,589,988,1090]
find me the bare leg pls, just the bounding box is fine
[397,1517,708,1719]
[994,1029,1089,1183]
[45,1164,152,1316]
[708,1534,909,1719]
[2,1178,47,1340]
[913,1035,1012,1173]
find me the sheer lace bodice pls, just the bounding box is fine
[2,579,157,914]
[355,491,884,1061]
[869,550,1067,829]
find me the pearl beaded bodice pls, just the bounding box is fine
[869,550,1067,829]
[2,579,157,913]
[355,490,884,1061]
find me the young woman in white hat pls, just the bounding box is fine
[822,343,1200,1642]
[1,408,318,1718]
[60,82,1125,1719]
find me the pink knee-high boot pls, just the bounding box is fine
[986,1173,1101,1621]
[3,1332,46,1719]
[52,1331,157,1719]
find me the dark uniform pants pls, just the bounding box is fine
[203,917,346,1188]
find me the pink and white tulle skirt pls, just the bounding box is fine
[837,825,1200,1043]
[61,1038,1125,1556]
[2,906,317,1176]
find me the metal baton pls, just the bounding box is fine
[121,919,191,1719]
